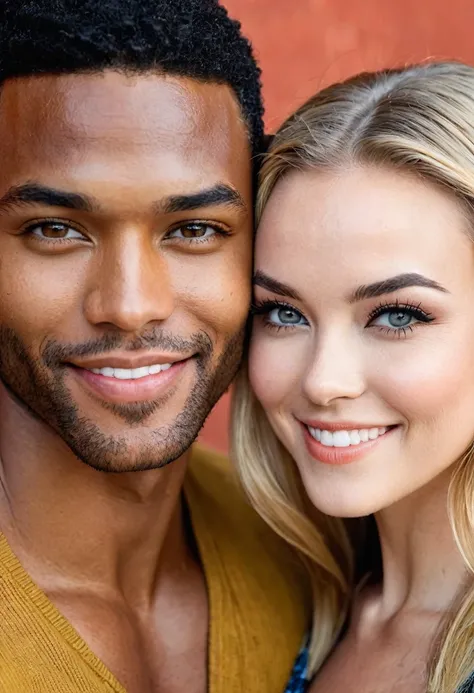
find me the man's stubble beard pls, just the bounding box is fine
[0,326,244,472]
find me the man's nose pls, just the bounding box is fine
[302,328,366,407]
[84,232,174,333]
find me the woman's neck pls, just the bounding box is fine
[370,466,467,621]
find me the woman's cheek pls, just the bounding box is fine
[372,330,474,423]
[249,329,308,409]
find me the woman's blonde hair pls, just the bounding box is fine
[232,61,474,691]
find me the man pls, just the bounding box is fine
[0,1,309,692]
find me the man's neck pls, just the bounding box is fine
[0,393,192,604]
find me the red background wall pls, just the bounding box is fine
[199,0,474,452]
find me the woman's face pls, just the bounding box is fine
[250,165,474,517]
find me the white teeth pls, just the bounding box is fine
[89,364,172,379]
[115,369,132,380]
[308,425,390,447]
[136,367,149,379]
[333,431,351,448]
[349,430,361,445]
[321,430,334,447]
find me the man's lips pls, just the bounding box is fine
[68,357,191,404]
[68,351,191,370]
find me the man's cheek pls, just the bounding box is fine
[181,275,251,334]
[1,262,90,344]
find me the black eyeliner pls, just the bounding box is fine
[367,300,434,325]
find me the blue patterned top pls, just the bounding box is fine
[284,643,474,693]
[458,673,474,692]
[284,642,310,693]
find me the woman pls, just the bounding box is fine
[232,61,474,693]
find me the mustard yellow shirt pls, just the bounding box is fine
[0,446,310,692]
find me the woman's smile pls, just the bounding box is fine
[301,420,397,466]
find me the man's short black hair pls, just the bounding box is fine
[0,0,264,157]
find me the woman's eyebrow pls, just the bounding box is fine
[253,270,302,300]
[350,273,449,303]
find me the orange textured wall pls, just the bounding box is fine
[199,0,474,452]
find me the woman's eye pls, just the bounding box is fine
[29,222,85,241]
[370,309,420,330]
[167,224,219,240]
[267,307,307,326]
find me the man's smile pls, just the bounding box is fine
[70,355,192,405]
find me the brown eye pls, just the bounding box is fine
[28,222,85,240]
[167,223,218,240]
[182,224,208,238]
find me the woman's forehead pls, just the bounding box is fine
[255,165,474,300]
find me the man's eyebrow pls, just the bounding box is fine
[351,273,449,302]
[0,183,99,213]
[253,270,302,300]
[162,184,246,214]
[0,182,246,217]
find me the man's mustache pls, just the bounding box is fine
[41,329,213,367]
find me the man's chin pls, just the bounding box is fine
[81,395,176,428]
[0,324,243,473]
[61,421,197,474]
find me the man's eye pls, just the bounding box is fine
[167,224,220,241]
[28,222,85,241]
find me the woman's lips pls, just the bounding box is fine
[302,422,396,466]
[69,359,188,404]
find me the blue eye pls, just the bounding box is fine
[267,306,306,326]
[252,300,309,329]
[371,310,416,328]
[367,302,434,333]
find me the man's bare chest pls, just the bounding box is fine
[49,583,208,693]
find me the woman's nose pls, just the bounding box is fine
[301,329,366,407]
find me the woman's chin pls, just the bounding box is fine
[295,467,394,518]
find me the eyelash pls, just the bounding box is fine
[252,298,435,336]
[165,221,231,244]
[22,218,86,244]
[251,299,307,332]
[21,219,231,245]
[366,300,435,337]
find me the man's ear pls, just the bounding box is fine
[263,133,274,152]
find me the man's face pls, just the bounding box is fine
[0,71,252,471]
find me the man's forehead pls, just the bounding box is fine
[0,71,250,170]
